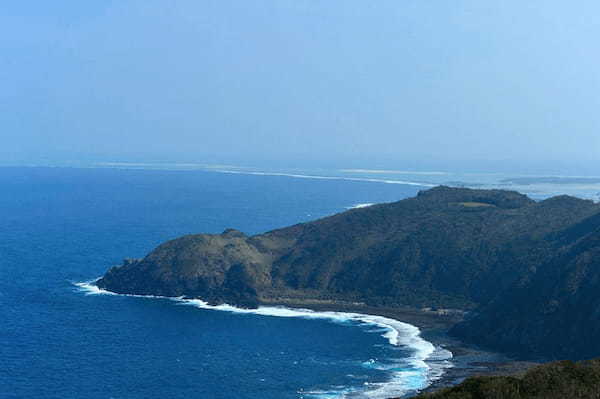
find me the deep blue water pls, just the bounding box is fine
[1,167,435,399]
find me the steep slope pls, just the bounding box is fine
[263,189,596,308]
[451,210,600,360]
[98,229,279,307]
[96,186,600,359]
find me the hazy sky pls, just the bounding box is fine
[2,1,599,167]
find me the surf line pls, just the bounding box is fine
[213,169,436,187]
[74,280,453,397]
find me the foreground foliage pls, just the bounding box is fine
[416,359,600,399]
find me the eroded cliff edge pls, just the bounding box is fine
[97,186,600,360]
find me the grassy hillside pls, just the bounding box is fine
[451,211,600,359]
[97,186,600,360]
[414,359,600,399]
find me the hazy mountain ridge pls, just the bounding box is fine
[97,186,600,360]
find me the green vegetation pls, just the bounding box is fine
[415,359,600,399]
[458,202,495,208]
[97,186,600,360]
[451,210,600,360]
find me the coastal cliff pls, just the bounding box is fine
[97,186,600,361]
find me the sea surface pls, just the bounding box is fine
[0,166,444,399]
[1,165,595,399]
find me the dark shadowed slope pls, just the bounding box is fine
[451,210,600,360]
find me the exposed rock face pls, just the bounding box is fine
[98,229,277,307]
[96,186,600,360]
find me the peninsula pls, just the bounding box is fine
[97,186,600,372]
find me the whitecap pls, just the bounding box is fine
[345,203,375,209]
[213,169,435,187]
[176,299,453,397]
[73,281,453,398]
[73,279,178,300]
[339,169,450,176]
[73,280,117,295]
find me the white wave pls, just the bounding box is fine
[85,162,437,188]
[73,281,452,398]
[346,203,375,209]
[94,162,251,171]
[73,279,177,300]
[74,280,117,295]
[340,169,450,176]
[181,299,426,350]
[300,388,356,399]
[179,299,451,398]
[214,169,435,187]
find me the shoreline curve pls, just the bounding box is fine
[74,279,453,398]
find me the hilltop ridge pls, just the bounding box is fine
[97,186,600,360]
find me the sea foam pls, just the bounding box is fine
[346,203,375,209]
[214,169,436,187]
[74,280,452,398]
[74,281,116,295]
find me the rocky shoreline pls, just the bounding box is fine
[90,281,534,397]
[96,187,600,360]
[94,187,600,396]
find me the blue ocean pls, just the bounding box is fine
[1,166,456,399]
[4,165,594,398]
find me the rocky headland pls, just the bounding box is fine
[97,186,600,393]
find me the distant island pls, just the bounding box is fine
[97,186,600,394]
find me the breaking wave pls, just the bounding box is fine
[346,203,375,209]
[74,280,452,398]
[214,169,435,188]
